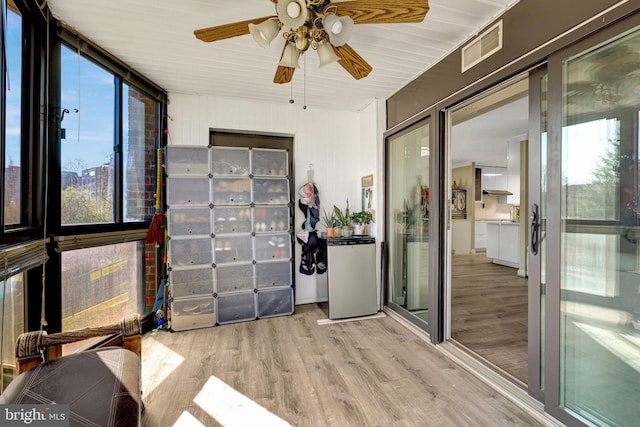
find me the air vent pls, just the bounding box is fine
[462,20,503,73]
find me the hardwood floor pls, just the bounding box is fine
[141,303,542,426]
[451,253,528,384]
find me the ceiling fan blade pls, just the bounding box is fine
[274,66,295,84]
[194,16,275,42]
[335,0,429,24]
[334,44,373,80]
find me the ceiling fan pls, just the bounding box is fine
[194,0,430,84]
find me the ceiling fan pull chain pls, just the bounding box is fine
[303,54,307,110]
[289,71,294,104]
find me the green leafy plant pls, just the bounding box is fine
[333,201,352,227]
[351,211,373,224]
[322,208,337,228]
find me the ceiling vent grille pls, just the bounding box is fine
[462,20,503,73]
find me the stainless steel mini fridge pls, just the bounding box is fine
[326,237,377,320]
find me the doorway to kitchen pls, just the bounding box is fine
[448,77,530,385]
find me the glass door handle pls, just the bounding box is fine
[530,203,540,255]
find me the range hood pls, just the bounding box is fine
[483,189,513,196]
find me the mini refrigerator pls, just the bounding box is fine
[326,237,377,320]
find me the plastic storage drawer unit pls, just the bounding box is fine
[171,296,215,331]
[255,234,291,262]
[252,178,289,205]
[255,261,291,289]
[215,263,254,293]
[168,206,212,236]
[211,178,251,205]
[166,146,210,175]
[257,287,294,318]
[214,234,253,264]
[217,292,256,324]
[170,267,214,298]
[211,147,250,176]
[169,236,213,267]
[167,177,210,206]
[252,148,288,176]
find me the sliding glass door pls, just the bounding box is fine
[386,119,431,328]
[546,21,640,426]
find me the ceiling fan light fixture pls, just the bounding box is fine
[277,0,308,30]
[322,14,354,47]
[279,42,301,68]
[248,19,281,48]
[316,41,339,67]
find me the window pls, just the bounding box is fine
[1,273,25,393]
[123,84,158,222]
[3,4,22,227]
[60,45,115,225]
[59,46,158,226]
[61,241,144,331]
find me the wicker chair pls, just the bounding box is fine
[0,314,142,426]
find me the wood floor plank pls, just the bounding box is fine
[451,253,529,383]
[141,303,543,426]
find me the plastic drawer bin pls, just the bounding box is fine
[213,207,252,234]
[169,237,213,267]
[166,146,210,175]
[170,267,214,298]
[211,147,250,176]
[255,234,291,262]
[215,263,254,293]
[171,296,215,331]
[253,206,290,233]
[252,148,288,176]
[216,292,256,324]
[257,287,294,318]
[256,261,291,289]
[168,206,212,236]
[212,178,251,205]
[252,178,289,205]
[214,234,253,264]
[167,177,210,206]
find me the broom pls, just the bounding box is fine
[146,148,166,244]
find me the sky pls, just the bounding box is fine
[5,7,126,173]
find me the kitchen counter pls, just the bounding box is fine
[486,222,520,268]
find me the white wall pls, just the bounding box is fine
[167,93,380,305]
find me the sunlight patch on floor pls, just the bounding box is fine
[194,376,292,427]
[141,336,185,395]
[172,411,206,427]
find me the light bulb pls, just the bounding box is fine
[287,3,301,18]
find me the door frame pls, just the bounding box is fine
[527,65,547,403]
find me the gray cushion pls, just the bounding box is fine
[0,347,140,426]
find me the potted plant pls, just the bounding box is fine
[322,208,337,237]
[333,202,352,237]
[351,210,374,235]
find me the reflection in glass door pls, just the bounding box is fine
[555,26,640,426]
[387,121,430,325]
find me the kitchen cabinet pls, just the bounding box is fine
[166,145,294,331]
[475,166,509,203]
[482,166,508,191]
[486,222,520,268]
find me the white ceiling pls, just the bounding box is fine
[46,0,519,113]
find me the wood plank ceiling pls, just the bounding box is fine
[46,0,519,112]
